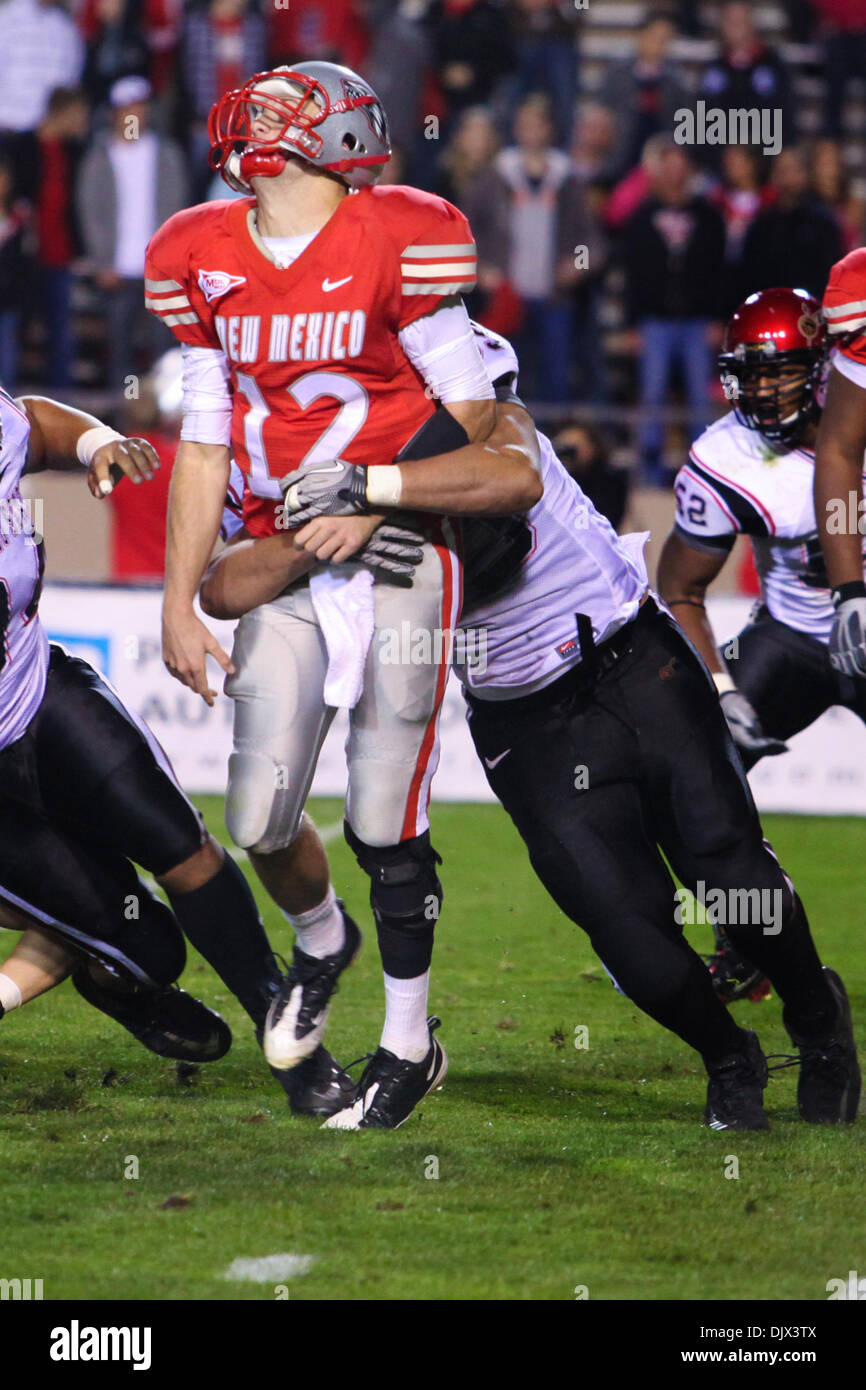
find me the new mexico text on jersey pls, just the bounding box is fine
[145,185,476,537]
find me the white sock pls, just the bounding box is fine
[380,970,431,1061]
[0,973,23,1013]
[284,886,345,959]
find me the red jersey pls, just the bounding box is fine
[823,247,866,368]
[145,185,477,536]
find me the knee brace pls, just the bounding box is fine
[225,751,303,855]
[344,823,443,979]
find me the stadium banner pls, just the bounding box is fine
[40,585,866,814]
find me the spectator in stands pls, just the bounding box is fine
[739,145,844,300]
[709,144,773,308]
[0,155,30,388]
[552,417,629,531]
[80,0,151,108]
[597,12,690,179]
[0,0,84,183]
[22,87,90,388]
[508,0,581,148]
[428,0,515,128]
[570,103,621,201]
[470,93,602,401]
[695,0,795,165]
[621,137,725,484]
[76,75,188,389]
[433,104,500,209]
[366,0,432,168]
[182,0,267,200]
[434,106,525,337]
[810,137,865,252]
[813,0,866,142]
[267,0,368,71]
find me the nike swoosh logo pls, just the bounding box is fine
[484,750,511,770]
[322,276,353,292]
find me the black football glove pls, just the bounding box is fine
[720,689,788,757]
[830,595,866,677]
[353,523,425,588]
[280,459,368,526]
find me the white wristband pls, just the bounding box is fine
[713,671,736,694]
[76,425,125,466]
[366,465,402,508]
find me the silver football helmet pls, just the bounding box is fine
[208,61,391,194]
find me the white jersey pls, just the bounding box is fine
[673,410,863,643]
[455,429,649,698]
[0,388,49,750]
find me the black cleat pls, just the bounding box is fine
[783,968,861,1124]
[72,966,232,1062]
[705,1029,769,1131]
[264,906,362,1071]
[322,1016,448,1130]
[706,939,771,1004]
[271,1045,359,1119]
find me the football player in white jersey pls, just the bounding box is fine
[656,288,864,1003]
[0,385,359,1115]
[201,323,859,1132]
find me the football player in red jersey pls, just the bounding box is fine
[146,61,519,1127]
[815,248,866,674]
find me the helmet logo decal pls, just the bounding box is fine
[342,78,387,144]
[798,313,820,341]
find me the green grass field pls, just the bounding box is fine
[1,798,863,1302]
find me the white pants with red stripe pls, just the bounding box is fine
[224,536,460,852]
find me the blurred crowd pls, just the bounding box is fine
[1,0,865,507]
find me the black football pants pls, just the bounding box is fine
[725,604,866,772]
[0,645,207,984]
[466,599,836,1061]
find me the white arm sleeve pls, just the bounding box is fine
[398,301,494,404]
[180,344,233,446]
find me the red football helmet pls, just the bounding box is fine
[718,287,827,446]
[208,62,391,194]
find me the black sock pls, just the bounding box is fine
[165,854,280,1031]
[375,920,435,979]
[726,894,836,1036]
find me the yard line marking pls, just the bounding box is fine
[223,1253,315,1282]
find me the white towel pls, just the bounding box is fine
[309,567,376,709]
